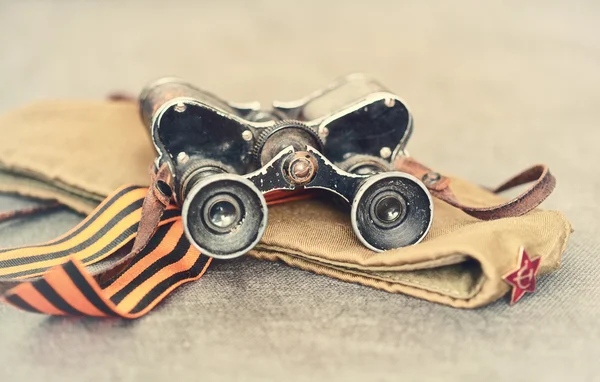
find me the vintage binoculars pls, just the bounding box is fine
[139,74,433,259]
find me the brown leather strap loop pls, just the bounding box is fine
[395,157,556,220]
[94,164,173,284]
[490,165,553,194]
[131,164,173,253]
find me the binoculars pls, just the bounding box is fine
[139,74,433,259]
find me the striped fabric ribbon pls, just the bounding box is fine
[0,185,310,318]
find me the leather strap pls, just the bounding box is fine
[107,92,135,102]
[94,164,173,285]
[0,202,63,222]
[395,157,556,220]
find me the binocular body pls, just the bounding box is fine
[139,74,433,259]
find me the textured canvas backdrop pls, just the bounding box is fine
[0,1,599,381]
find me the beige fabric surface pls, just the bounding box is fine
[0,1,598,381]
[0,101,152,200]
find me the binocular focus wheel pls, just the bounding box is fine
[351,172,433,251]
[182,174,268,259]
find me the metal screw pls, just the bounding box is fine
[177,152,189,164]
[384,98,396,108]
[380,147,392,159]
[242,130,253,141]
[291,159,311,179]
[319,126,329,138]
[174,103,187,113]
[288,155,316,185]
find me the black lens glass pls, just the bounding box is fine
[208,200,239,228]
[374,196,402,223]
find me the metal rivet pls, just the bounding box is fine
[384,98,396,108]
[422,171,441,186]
[177,152,189,164]
[242,130,253,141]
[380,147,392,159]
[174,103,187,113]
[319,126,329,137]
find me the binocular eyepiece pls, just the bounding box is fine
[351,172,432,251]
[140,75,433,259]
[183,174,268,259]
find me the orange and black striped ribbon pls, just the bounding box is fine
[0,185,311,318]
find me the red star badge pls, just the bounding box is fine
[503,247,541,305]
